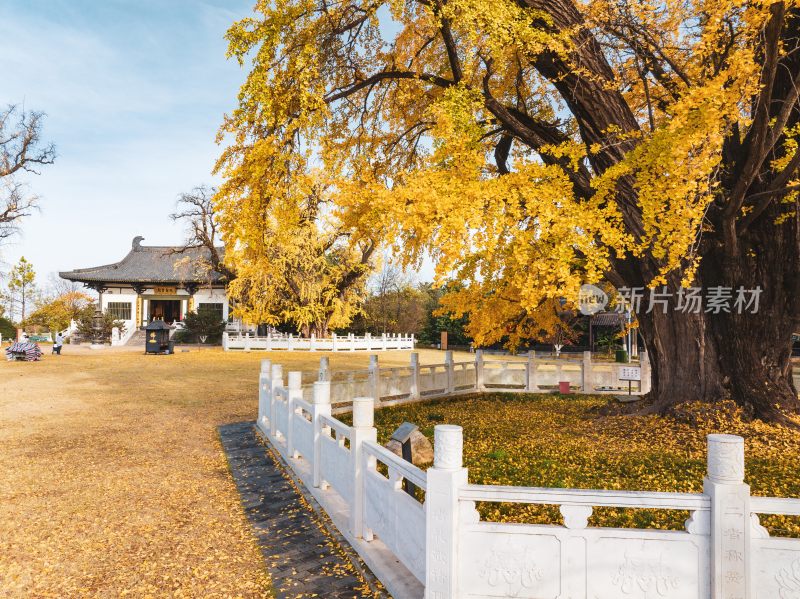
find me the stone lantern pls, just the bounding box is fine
[90,308,105,350]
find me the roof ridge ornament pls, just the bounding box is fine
[132,236,145,251]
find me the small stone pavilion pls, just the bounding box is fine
[60,236,229,333]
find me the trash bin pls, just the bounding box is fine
[615,349,629,363]
[559,381,571,394]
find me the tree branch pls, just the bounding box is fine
[324,69,454,104]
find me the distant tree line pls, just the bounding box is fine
[344,262,470,346]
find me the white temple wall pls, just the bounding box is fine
[100,289,138,334]
[193,288,229,320]
[97,285,228,331]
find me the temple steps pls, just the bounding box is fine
[125,329,147,346]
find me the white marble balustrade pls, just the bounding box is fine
[224,331,416,352]
[256,358,800,599]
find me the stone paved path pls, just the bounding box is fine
[219,422,380,599]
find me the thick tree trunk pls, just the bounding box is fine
[636,204,800,423]
[302,322,329,338]
[706,201,800,422]
[638,302,798,422]
[637,308,726,409]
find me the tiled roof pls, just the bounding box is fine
[590,312,627,327]
[59,236,226,285]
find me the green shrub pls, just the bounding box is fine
[0,317,16,340]
[172,330,194,344]
[181,310,226,344]
[74,305,125,343]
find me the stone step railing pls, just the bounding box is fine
[256,359,800,599]
[110,324,136,346]
[302,350,652,413]
[223,331,415,352]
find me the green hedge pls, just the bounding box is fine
[0,317,16,340]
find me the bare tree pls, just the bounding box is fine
[170,185,235,282]
[371,260,402,333]
[0,105,55,243]
[45,272,84,298]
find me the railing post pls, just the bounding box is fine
[222,331,229,351]
[475,349,484,391]
[265,331,272,351]
[332,332,337,352]
[257,359,272,434]
[287,371,302,458]
[350,396,377,539]
[287,333,294,351]
[582,351,592,393]
[640,350,651,394]
[526,350,536,392]
[244,333,251,352]
[426,425,467,599]
[705,434,752,599]
[445,350,454,394]
[269,364,283,441]
[318,356,330,382]
[410,352,421,400]
[311,380,331,488]
[350,333,356,352]
[369,355,380,402]
[310,333,316,351]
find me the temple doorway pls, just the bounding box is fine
[149,299,182,323]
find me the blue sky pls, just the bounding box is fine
[1,0,253,286]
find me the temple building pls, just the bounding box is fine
[60,236,230,335]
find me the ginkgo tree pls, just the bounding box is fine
[211,173,375,336]
[220,0,800,422]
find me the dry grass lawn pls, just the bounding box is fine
[0,345,443,597]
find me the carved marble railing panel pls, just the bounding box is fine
[363,441,427,583]
[750,497,800,599]
[318,414,354,504]
[531,362,583,390]
[291,399,314,461]
[379,367,413,399]
[531,363,561,389]
[453,362,477,390]
[258,372,271,433]
[273,387,290,440]
[591,364,616,390]
[315,339,334,350]
[420,365,448,395]
[459,519,707,599]
[483,361,527,388]
[459,524,561,599]
[330,376,372,410]
[587,530,706,599]
[752,538,800,599]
